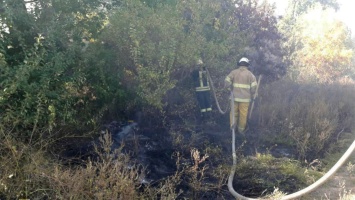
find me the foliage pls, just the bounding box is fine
[0,0,126,139]
[101,0,235,110]
[278,1,354,84]
[285,0,339,18]
[234,0,286,80]
[0,0,290,140]
[100,0,286,113]
[288,6,353,83]
[102,0,180,109]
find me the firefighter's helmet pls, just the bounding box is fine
[237,57,250,66]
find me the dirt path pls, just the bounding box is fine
[302,155,355,200]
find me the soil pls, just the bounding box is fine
[55,120,355,199]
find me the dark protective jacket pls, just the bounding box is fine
[192,68,210,92]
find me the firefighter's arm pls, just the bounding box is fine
[224,73,233,90]
[250,75,258,99]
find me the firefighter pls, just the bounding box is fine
[225,57,257,133]
[192,59,212,119]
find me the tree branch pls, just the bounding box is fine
[24,0,38,4]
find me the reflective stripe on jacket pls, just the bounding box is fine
[225,66,257,102]
[192,69,210,92]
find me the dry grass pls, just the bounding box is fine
[46,133,143,199]
[0,131,185,199]
[257,79,355,160]
[254,79,355,199]
[0,133,52,199]
[0,127,224,200]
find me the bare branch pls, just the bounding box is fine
[24,0,38,4]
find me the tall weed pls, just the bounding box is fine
[0,131,181,199]
[258,79,355,160]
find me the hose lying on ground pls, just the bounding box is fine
[227,92,355,199]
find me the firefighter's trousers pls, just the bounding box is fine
[196,90,212,113]
[230,101,249,133]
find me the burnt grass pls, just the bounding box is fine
[55,117,311,199]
